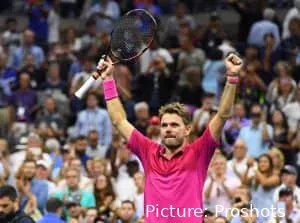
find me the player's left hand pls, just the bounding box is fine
[225,52,243,76]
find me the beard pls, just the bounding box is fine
[0,211,14,221]
[162,137,184,151]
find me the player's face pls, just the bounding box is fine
[160,113,190,150]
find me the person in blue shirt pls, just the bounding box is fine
[37,197,65,223]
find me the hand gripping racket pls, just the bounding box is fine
[75,9,157,99]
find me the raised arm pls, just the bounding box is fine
[97,57,135,141]
[208,53,243,141]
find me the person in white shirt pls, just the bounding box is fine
[282,88,300,133]
[226,139,255,182]
[273,165,300,209]
[204,155,241,217]
[268,188,300,223]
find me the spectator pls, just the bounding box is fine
[40,63,68,96]
[86,0,120,34]
[242,154,280,221]
[237,63,267,107]
[37,197,65,223]
[133,102,150,136]
[86,130,109,159]
[282,87,300,133]
[15,159,49,214]
[2,17,21,50]
[94,174,116,219]
[56,157,94,193]
[204,155,241,217]
[84,207,98,223]
[74,93,112,147]
[133,171,144,219]
[10,29,45,69]
[268,188,300,223]
[163,2,195,48]
[226,139,255,182]
[9,72,39,123]
[134,56,174,114]
[282,0,300,39]
[247,8,280,50]
[273,165,300,209]
[54,168,96,219]
[271,109,294,165]
[28,0,50,48]
[48,0,60,45]
[35,96,65,139]
[268,147,285,175]
[238,104,273,158]
[223,103,251,151]
[113,200,138,223]
[0,185,34,223]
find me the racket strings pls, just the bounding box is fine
[110,10,156,60]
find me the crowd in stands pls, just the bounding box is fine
[0,0,300,222]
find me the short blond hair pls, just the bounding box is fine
[159,102,192,125]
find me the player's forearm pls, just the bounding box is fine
[106,95,127,126]
[217,81,237,122]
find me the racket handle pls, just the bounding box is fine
[74,56,105,99]
[74,76,97,99]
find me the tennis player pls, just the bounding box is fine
[98,53,243,223]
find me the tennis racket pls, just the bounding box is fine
[75,9,157,99]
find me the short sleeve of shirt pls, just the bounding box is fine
[127,129,156,165]
[190,127,220,170]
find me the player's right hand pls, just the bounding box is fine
[97,56,114,80]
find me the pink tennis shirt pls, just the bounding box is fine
[127,127,219,223]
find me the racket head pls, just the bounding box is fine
[109,9,157,62]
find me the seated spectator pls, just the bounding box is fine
[35,96,65,139]
[94,174,116,219]
[86,130,109,159]
[37,197,65,223]
[74,93,112,147]
[223,103,251,151]
[271,109,294,165]
[54,168,96,219]
[201,48,225,96]
[282,87,300,133]
[85,0,120,34]
[226,139,255,182]
[237,63,267,108]
[238,104,273,158]
[9,29,45,69]
[15,159,49,214]
[112,200,139,223]
[40,63,68,96]
[268,147,285,175]
[242,154,280,221]
[204,155,241,217]
[133,102,150,136]
[273,165,300,209]
[163,2,195,49]
[9,72,39,123]
[84,207,98,223]
[247,8,280,50]
[193,93,215,136]
[281,17,300,63]
[267,75,297,112]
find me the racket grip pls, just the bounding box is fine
[74,76,96,99]
[74,56,106,99]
